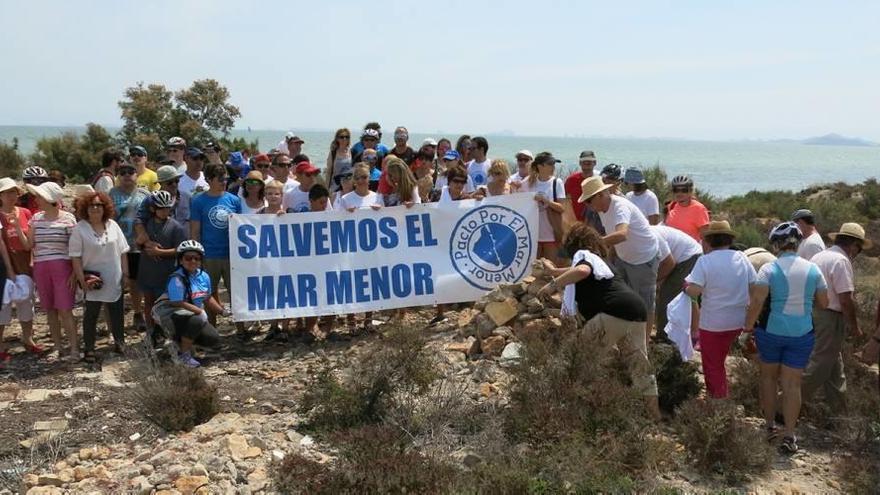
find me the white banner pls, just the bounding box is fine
[229,194,539,321]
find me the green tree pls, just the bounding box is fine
[0,138,25,178]
[117,79,243,159]
[31,123,115,181]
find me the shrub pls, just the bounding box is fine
[728,358,762,416]
[130,364,219,432]
[298,324,438,432]
[271,425,456,494]
[836,453,880,495]
[673,398,773,480]
[650,342,702,414]
[30,123,116,181]
[0,139,25,179]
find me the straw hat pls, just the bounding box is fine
[703,220,736,237]
[26,182,65,205]
[577,176,614,203]
[829,222,873,249]
[0,178,22,194]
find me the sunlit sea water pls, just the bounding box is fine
[2,126,877,198]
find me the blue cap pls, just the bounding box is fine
[443,150,461,161]
[185,147,206,158]
[228,151,244,166]
[129,145,147,157]
[623,168,645,184]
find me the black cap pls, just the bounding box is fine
[533,151,561,165]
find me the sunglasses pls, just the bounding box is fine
[130,153,146,158]
[273,163,291,168]
[166,147,184,152]
[182,254,202,262]
[354,175,369,180]
[363,155,378,161]
[672,187,691,193]
[341,174,353,181]
[450,178,467,184]
[516,157,530,162]
[363,137,378,142]
[338,135,351,139]
[255,163,270,169]
[117,169,136,176]
[245,179,263,186]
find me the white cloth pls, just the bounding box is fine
[339,190,384,210]
[241,199,267,214]
[685,249,756,331]
[625,190,660,218]
[11,274,33,304]
[178,172,208,197]
[519,177,566,242]
[798,231,825,260]
[68,220,130,303]
[2,279,13,307]
[599,195,659,264]
[810,245,854,312]
[652,225,702,264]
[561,249,615,317]
[664,291,694,361]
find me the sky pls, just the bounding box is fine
[1,0,878,141]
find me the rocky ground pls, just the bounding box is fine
[0,286,877,494]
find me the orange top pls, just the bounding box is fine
[666,198,710,241]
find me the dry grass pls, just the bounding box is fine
[129,362,219,432]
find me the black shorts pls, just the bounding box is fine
[127,252,140,280]
[171,312,220,347]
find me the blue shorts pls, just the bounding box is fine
[754,328,815,369]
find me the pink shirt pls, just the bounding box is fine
[810,246,854,312]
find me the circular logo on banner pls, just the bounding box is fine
[449,205,533,290]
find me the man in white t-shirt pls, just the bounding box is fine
[653,225,703,333]
[466,136,491,187]
[802,222,868,412]
[791,209,825,260]
[579,176,660,339]
[178,148,209,198]
[267,154,300,196]
[283,161,322,213]
[507,150,532,190]
[165,136,187,174]
[624,168,660,225]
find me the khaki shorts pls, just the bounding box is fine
[583,312,658,396]
[203,258,231,295]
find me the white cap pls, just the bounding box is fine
[27,182,65,204]
[422,138,438,147]
[515,149,534,160]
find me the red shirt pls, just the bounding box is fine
[564,171,587,221]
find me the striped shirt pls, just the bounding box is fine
[756,252,827,337]
[29,210,77,263]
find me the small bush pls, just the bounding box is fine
[298,324,438,432]
[650,342,702,414]
[674,398,773,480]
[728,358,762,416]
[271,425,456,494]
[836,452,880,495]
[130,364,219,432]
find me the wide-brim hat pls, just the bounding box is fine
[829,222,873,249]
[157,165,184,183]
[703,220,736,237]
[26,182,65,204]
[0,177,23,194]
[578,176,614,203]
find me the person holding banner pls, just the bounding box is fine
[438,165,484,203]
[380,157,421,208]
[484,159,512,197]
[519,152,566,265]
[535,223,660,419]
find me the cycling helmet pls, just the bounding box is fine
[671,175,694,188]
[769,221,803,246]
[150,190,176,209]
[600,163,622,180]
[22,166,48,180]
[176,240,205,257]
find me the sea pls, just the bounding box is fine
[2,125,878,199]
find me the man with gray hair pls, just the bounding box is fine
[791,209,825,260]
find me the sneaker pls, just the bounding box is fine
[766,424,780,442]
[428,315,448,326]
[178,352,201,368]
[780,435,798,454]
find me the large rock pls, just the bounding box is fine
[225,434,262,460]
[174,475,210,495]
[36,475,63,487]
[485,298,518,326]
[447,337,480,358]
[481,336,506,357]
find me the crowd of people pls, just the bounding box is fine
[0,122,877,452]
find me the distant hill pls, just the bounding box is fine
[801,133,877,147]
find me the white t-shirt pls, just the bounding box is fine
[598,195,658,264]
[519,177,566,242]
[68,220,130,303]
[625,190,660,218]
[94,175,114,195]
[685,249,757,331]
[241,199,267,214]
[798,231,825,261]
[283,186,312,213]
[435,175,475,194]
[467,158,491,187]
[381,186,422,207]
[179,172,208,197]
[507,172,529,187]
[653,225,702,264]
[339,190,384,210]
[265,177,299,196]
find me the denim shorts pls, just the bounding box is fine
[754,328,815,369]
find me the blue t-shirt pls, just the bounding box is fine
[110,187,150,250]
[756,252,828,337]
[190,192,242,258]
[167,267,212,309]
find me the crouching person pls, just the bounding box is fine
[536,223,660,419]
[151,240,222,367]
